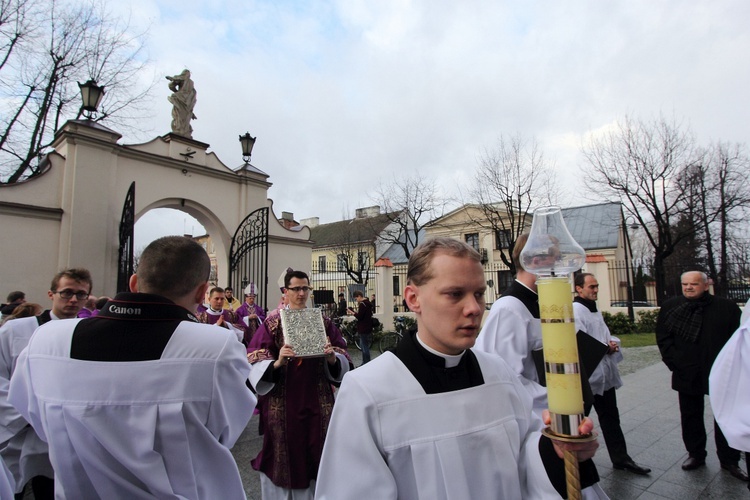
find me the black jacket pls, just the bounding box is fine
[656,293,741,395]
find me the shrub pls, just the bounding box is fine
[636,309,660,333]
[602,312,636,336]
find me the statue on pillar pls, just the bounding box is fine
[166,70,197,138]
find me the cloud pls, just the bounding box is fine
[113,0,749,240]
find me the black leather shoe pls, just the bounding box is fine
[721,462,749,481]
[613,459,651,475]
[681,456,706,470]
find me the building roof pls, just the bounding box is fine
[561,202,622,251]
[309,211,400,249]
[380,228,425,265]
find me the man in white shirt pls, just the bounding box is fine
[0,267,92,499]
[9,236,256,499]
[316,237,603,499]
[475,233,548,414]
[574,272,650,475]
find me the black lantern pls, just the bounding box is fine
[78,79,105,118]
[239,132,256,163]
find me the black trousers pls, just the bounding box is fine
[678,392,740,463]
[587,387,630,464]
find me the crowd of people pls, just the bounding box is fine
[0,234,748,498]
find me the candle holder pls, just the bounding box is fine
[520,206,593,500]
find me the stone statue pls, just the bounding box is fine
[166,70,197,138]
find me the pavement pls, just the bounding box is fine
[230,346,750,499]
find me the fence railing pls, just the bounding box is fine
[309,263,379,314]
[606,260,750,305]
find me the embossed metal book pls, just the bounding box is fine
[279,308,327,357]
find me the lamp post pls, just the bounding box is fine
[520,206,591,500]
[239,132,256,163]
[621,213,638,322]
[78,79,105,119]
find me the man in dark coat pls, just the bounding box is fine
[656,271,747,481]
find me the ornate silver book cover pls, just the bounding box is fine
[280,308,327,357]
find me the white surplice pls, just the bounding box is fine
[315,349,562,499]
[8,319,256,499]
[573,302,624,396]
[0,315,53,493]
[476,294,548,415]
[709,318,750,452]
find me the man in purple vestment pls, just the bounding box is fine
[247,270,351,499]
[198,288,244,342]
[236,284,266,345]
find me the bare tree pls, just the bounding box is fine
[0,0,155,184]
[581,115,699,305]
[327,226,374,286]
[681,142,750,295]
[371,173,446,259]
[463,133,557,275]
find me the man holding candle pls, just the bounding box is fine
[316,238,604,499]
[657,271,747,480]
[574,273,651,475]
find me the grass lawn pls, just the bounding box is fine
[619,332,657,348]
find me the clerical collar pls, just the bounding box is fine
[502,280,540,319]
[415,333,465,368]
[574,296,598,313]
[208,307,222,314]
[515,278,537,295]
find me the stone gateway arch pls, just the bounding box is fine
[0,119,312,311]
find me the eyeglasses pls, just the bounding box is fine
[53,290,89,301]
[287,286,313,293]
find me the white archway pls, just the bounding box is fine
[0,120,312,306]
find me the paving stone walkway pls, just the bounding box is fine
[232,346,750,499]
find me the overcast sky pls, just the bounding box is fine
[120,0,750,249]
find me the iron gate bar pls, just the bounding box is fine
[228,207,269,312]
[117,181,136,293]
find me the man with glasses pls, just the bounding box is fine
[247,269,351,499]
[9,237,256,498]
[0,268,91,499]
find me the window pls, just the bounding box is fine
[496,270,513,292]
[495,229,512,249]
[393,276,400,296]
[358,251,369,269]
[337,254,347,271]
[464,233,479,251]
[318,255,327,273]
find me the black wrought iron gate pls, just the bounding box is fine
[117,181,135,293]
[228,207,269,311]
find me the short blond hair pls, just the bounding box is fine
[407,237,481,286]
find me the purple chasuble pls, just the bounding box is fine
[246,309,349,489]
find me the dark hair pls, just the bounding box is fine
[137,236,210,298]
[95,296,111,309]
[284,270,309,288]
[209,287,225,297]
[51,268,92,293]
[353,290,364,298]
[407,237,480,286]
[225,287,233,292]
[574,272,594,289]
[5,291,24,303]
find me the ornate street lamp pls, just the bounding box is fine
[239,132,256,163]
[78,79,105,119]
